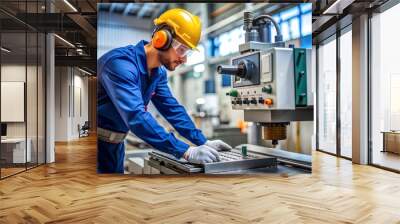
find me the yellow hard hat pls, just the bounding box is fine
[154,8,202,50]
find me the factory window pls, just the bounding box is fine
[211,26,244,57]
[280,7,299,20]
[300,2,312,13]
[289,17,300,39]
[370,3,400,171]
[317,36,337,155]
[280,21,290,41]
[301,13,312,36]
[211,3,312,57]
[270,4,312,45]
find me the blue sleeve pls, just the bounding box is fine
[99,58,189,158]
[151,71,207,146]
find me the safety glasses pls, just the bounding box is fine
[171,38,193,57]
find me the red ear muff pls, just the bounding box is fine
[152,27,173,51]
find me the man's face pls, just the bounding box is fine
[158,47,187,71]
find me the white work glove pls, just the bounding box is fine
[205,140,232,151]
[183,145,220,164]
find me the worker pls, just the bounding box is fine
[97,8,232,173]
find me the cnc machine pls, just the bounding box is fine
[217,11,313,171]
[147,12,313,174]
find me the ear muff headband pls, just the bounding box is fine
[152,25,173,51]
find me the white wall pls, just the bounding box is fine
[54,67,89,141]
[72,74,89,138]
[1,65,35,137]
[55,67,68,141]
[1,63,46,163]
[1,65,26,139]
[97,11,151,58]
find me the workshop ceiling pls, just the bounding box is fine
[98,3,169,19]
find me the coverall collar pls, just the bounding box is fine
[135,40,160,76]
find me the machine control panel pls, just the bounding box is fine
[220,47,312,111]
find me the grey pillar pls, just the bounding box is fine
[352,14,369,164]
[46,1,55,163]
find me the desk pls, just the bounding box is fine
[382,131,400,154]
[1,138,31,164]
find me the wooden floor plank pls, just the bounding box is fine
[0,135,399,223]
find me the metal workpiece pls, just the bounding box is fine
[203,150,277,173]
[148,149,277,174]
[235,144,312,171]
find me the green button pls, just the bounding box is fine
[262,85,272,94]
[229,89,238,97]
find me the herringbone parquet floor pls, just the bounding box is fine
[1,135,400,223]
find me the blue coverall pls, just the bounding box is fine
[97,40,207,173]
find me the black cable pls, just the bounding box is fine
[254,14,283,42]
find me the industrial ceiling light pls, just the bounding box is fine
[63,0,78,12]
[1,47,11,53]
[76,48,87,56]
[196,98,205,105]
[54,34,75,48]
[78,67,93,76]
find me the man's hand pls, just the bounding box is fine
[183,145,220,164]
[205,140,232,151]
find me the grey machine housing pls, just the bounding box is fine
[228,44,314,123]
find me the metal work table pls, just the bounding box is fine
[147,147,311,174]
[125,143,311,175]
